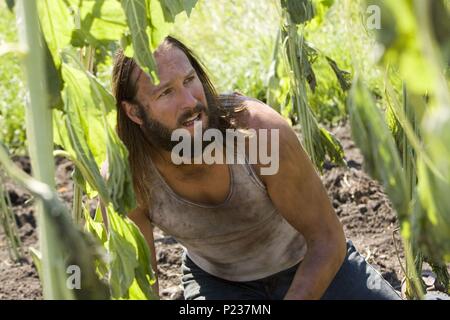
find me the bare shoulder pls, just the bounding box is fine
[234,96,306,182]
[235,97,298,153]
[237,97,290,132]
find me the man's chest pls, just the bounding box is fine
[161,164,231,206]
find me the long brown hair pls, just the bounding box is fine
[111,36,246,210]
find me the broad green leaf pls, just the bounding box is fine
[107,206,157,299]
[109,228,138,299]
[37,0,74,66]
[59,54,135,214]
[60,63,110,202]
[318,126,345,165]
[182,0,197,16]
[83,207,109,278]
[147,0,171,49]
[84,207,107,245]
[107,208,139,299]
[80,0,126,41]
[128,219,158,299]
[62,63,106,161]
[71,0,127,48]
[126,278,147,299]
[159,0,198,22]
[120,0,158,82]
[128,217,156,282]
[105,124,137,215]
[325,56,351,91]
[347,78,409,223]
[78,56,136,214]
[42,32,64,110]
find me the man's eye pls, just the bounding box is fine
[159,88,172,98]
[184,76,195,84]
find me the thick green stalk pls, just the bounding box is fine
[284,20,317,166]
[15,0,59,299]
[401,83,424,299]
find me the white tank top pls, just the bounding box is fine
[147,155,307,282]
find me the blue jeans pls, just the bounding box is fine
[182,240,402,300]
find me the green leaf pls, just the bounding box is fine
[107,208,140,298]
[325,56,351,91]
[318,126,345,165]
[60,63,111,202]
[159,0,198,22]
[42,33,64,110]
[146,0,172,49]
[347,78,409,222]
[106,206,157,299]
[70,0,127,48]
[84,207,107,245]
[81,1,126,41]
[105,124,137,215]
[128,220,158,299]
[108,228,139,299]
[128,218,156,283]
[58,53,136,214]
[120,0,158,83]
[37,0,74,66]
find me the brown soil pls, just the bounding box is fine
[0,123,444,300]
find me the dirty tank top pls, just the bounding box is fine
[147,155,308,282]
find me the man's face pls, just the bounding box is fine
[128,45,212,151]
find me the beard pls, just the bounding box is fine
[137,97,221,155]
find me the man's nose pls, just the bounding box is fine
[178,87,197,111]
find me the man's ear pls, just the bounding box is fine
[122,101,144,126]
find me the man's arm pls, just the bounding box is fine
[128,207,160,297]
[246,100,347,300]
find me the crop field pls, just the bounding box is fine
[0,0,449,301]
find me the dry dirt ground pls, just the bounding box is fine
[0,123,446,300]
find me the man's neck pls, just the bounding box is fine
[150,147,221,180]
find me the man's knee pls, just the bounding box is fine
[321,240,402,300]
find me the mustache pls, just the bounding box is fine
[177,103,208,126]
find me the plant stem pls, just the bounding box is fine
[72,179,83,225]
[15,0,59,299]
[0,170,23,262]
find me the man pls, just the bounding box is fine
[109,36,401,300]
